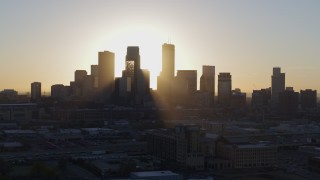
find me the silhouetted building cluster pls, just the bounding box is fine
[19,44,317,113]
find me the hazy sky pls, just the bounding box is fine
[1,0,320,94]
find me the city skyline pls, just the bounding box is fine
[1,0,320,93]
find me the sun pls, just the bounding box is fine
[100,26,166,90]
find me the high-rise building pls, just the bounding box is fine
[251,88,271,109]
[162,43,175,79]
[91,65,99,88]
[300,89,317,110]
[98,51,115,99]
[218,73,232,107]
[73,70,87,97]
[271,67,285,104]
[31,82,41,102]
[173,70,197,106]
[231,88,246,109]
[157,43,175,100]
[125,46,140,95]
[279,87,299,115]
[51,84,68,101]
[200,65,215,106]
[74,70,87,84]
[176,70,197,94]
[119,46,150,105]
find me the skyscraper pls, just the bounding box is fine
[173,70,197,106]
[31,82,41,102]
[91,65,99,89]
[271,67,285,104]
[157,43,175,104]
[279,88,299,115]
[73,70,87,97]
[119,46,149,105]
[200,65,215,106]
[218,73,232,107]
[98,51,115,100]
[125,46,140,95]
[300,89,317,110]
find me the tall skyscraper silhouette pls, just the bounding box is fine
[218,72,232,107]
[73,70,87,97]
[157,43,175,101]
[98,51,115,100]
[91,65,99,89]
[173,70,197,106]
[300,89,317,110]
[200,65,215,106]
[125,46,140,96]
[271,67,285,104]
[31,82,41,102]
[119,46,149,105]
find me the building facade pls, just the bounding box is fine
[98,51,115,101]
[200,65,215,106]
[31,82,41,102]
[271,67,285,104]
[218,73,232,107]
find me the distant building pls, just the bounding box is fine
[147,125,204,170]
[271,67,285,104]
[300,89,317,110]
[0,89,18,103]
[73,70,87,97]
[218,73,232,107]
[0,104,37,121]
[231,88,246,109]
[91,65,99,88]
[200,65,215,106]
[173,70,197,106]
[116,47,150,105]
[279,87,299,115]
[157,43,175,102]
[136,69,150,104]
[31,82,41,102]
[216,136,277,169]
[51,84,69,101]
[98,51,115,101]
[251,88,271,109]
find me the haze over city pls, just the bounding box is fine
[1,0,320,93]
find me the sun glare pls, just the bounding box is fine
[100,26,166,89]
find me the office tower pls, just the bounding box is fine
[176,70,197,94]
[73,70,87,97]
[120,46,148,105]
[125,46,140,94]
[51,84,68,101]
[98,51,115,99]
[271,67,285,104]
[157,44,175,95]
[162,44,175,79]
[218,73,232,107]
[173,70,197,106]
[200,65,215,106]
[279,88,299,115]
[82,75,95,100]
[137,69,150,95]
[74,70,87,83]
[251,88,271,109]
[91,65,99,88]
[231,88,246,109]
[300,89,317,110]
[31,82,41,102]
